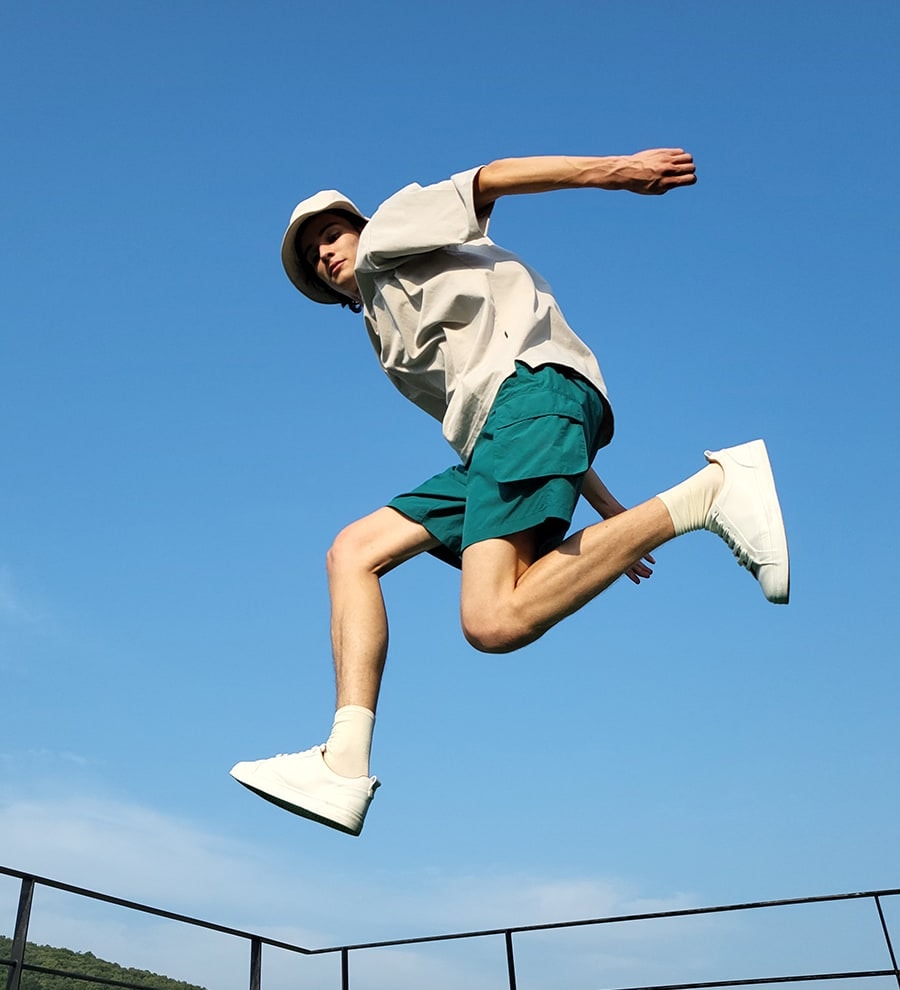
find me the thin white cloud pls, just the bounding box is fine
[0,795,300,925]
[413,873,697,930]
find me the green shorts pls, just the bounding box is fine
[389,362,611,568]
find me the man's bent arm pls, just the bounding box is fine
[581,468,628,520]
[472,150,696,212]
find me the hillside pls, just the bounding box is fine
[0,936,207,990]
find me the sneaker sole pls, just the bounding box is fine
[232,779,363,835]
[229,766,374,836]
[749,439,790,604]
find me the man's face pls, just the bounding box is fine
[298,212,361,301]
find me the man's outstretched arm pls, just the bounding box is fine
[472,149,696,212]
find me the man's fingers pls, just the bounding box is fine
[667,161,696,179]
[657,171,697,195]
[661,150,696,180]
[629,561,654,579]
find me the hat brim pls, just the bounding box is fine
[281,190,368,305]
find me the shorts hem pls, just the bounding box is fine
[460,513,570,557]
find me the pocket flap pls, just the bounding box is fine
[493,413,589,484]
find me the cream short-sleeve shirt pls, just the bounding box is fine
[354,167,612,463]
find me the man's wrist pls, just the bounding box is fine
[586,156,632,191]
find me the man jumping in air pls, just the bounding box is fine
[230,149,790,835]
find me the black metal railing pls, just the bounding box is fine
[2,865,898,990]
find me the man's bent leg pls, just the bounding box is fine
[460,439,789,653]
[460,496,675,653]
[230,507,438,834]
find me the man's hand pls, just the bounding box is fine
[611,148,697,195]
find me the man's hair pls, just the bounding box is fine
[297,209,367,314]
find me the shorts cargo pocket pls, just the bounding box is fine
[492,412,589,484]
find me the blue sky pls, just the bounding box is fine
[2,1,899,987]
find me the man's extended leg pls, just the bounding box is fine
[230,507,438,834]
[323,508,440,771]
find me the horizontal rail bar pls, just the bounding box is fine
[601,970,899,990]
[308,888,900,955]
[0,865,312,956]
[6,960,183,990]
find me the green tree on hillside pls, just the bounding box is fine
[0,936,207,990]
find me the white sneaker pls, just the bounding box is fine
[230,745,380,836]
[704,439,790,604]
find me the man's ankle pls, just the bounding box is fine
[657,463,723,536]
[324,705,375,777]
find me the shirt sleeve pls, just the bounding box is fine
[355,167,493,274]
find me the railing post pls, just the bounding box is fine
[341,947,349,990]
[249,936,262,990]
[874,895,900,989]
[505,930,517,990]
[5,876,34,990]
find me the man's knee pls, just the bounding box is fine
[460,601,533,655]
[327,508,435,581]
[459,533,540,653]
[326,519,374,580]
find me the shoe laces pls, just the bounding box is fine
[707,509,759,577]
[272,745,325,759]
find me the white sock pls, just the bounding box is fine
[323,705,375,778]
[657,463,724,537]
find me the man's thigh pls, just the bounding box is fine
[460,529,537,602]
[331,507,441,577]
[387,465,469,568]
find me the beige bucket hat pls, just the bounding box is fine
[281,190,368,304]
